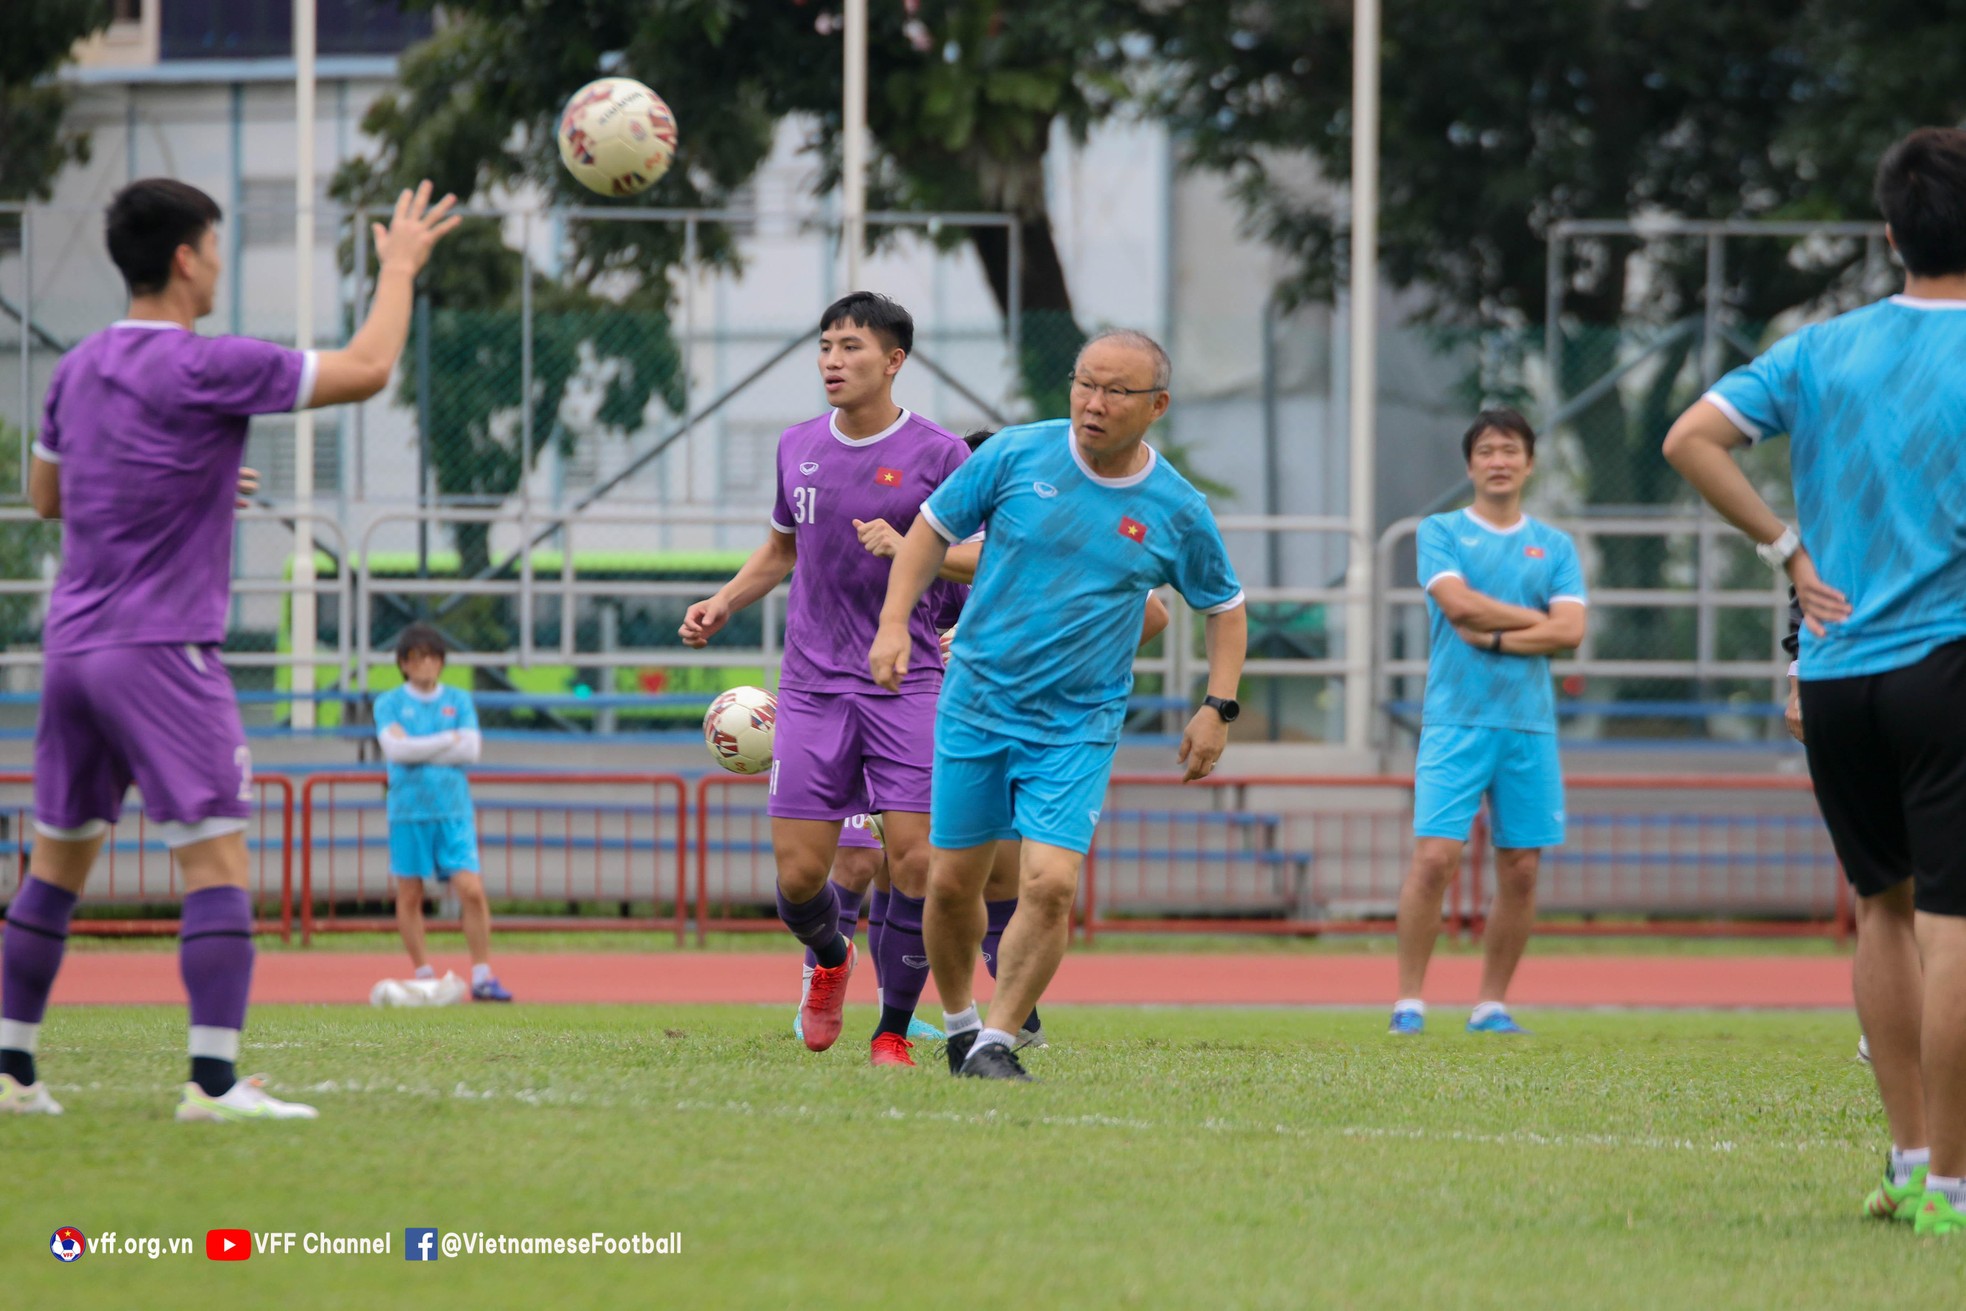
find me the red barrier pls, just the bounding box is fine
[299,772,689,946]
[1087,774,1845,939]
[0,773,295,941]
[694,774,778,944]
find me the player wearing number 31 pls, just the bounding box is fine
[680,293,979,1064]
[870,329,1248,1081]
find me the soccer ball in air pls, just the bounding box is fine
[556,77,679,197]
[704,686,776,775]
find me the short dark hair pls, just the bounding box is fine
[963,428,995,451]
[1875,128,1966,278]
[394,623,447,667]
[105,179,222,296]
[819,291,913,355]
[1461,408,1536,462]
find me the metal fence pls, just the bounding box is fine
[7,770,1843,941]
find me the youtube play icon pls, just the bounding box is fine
[206,1229,251,1261]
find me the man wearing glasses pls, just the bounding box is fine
[869,329,1248,1080]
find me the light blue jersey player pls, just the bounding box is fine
[1392,410,1587,1039]
[1664,127,1966,1234]
[871,329,1248,1081]
[374,624,509,1002]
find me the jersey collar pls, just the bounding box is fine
[1889,294,1966,311]
[829,407,912,448]
[1067,425,1158,488]
[1463,507,1530,536]
[110,318,187,331]
[403,683,445,702]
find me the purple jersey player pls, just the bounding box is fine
[0,178,457,1120]
[681,292,979,1065]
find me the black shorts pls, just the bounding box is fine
[1800,638,1966,915]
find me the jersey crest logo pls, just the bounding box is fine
[875,466,903,486]
[1118,516,1147,543]
[442,705,456,717]
[1524,546,1545,559]
[1033,481,1058,498]
[799,461,819,475]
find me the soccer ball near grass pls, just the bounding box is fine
[704,686,776,775]
[556,77,679,197]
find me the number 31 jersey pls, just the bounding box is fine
[769,407,971,694]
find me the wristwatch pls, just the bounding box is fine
[1202,695,1240,723]
[1755,526,1801,569]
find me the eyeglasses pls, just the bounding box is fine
[1067,375,1165,403]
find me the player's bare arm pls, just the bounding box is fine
[854,516,981,581]
[1663,399,1851,635]
[1427,575,1547,632]
[870,517,949,690]
[309,182,461,407]
[1142,592,1171,644]
[1455,599,1587,656]
[1178,602,1248,782]
[680,530,798,648]
[27,457,58,520]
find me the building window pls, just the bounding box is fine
[161,0,435,61]
[240,179,334,246]
[112,0,143,24]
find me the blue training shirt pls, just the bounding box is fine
[921,419,1244,746]
[374,684,478,822]
[1705,295,1966,679]
[1417,509,1586,734]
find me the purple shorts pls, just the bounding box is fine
[838,813,882,851]
[35,644,252,832]
[768,687,935,820]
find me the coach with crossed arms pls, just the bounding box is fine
[870,329,1248,1081]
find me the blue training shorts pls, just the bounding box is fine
[389,816,481,880]
[1412,724,1565,850]
[930,713,1117,855]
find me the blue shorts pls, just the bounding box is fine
[1413,725,1565,849]
[930,713,1116,855]
[389,816,481,880]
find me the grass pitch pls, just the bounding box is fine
[5,1005,1947,1308]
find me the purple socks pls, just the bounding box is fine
[866,888,890,988]
[180,885,254,1096]
[983,898,1038,1035]
[803,884,863,969]
[777,881,848,969]
[1,877,79,1087]
[874,891,929,1038]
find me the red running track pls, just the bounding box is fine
[45,951,1853,1008]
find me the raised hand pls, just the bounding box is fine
[372,180,462,277]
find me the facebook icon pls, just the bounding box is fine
[405,1229,439,1261]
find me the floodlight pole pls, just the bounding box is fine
[842,0,868,291]
[1344,0,1380,755]
[291,0,318,729]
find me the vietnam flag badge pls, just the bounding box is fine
[875,467,903,487]
[1119,516,1147,544]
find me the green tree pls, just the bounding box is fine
[339,1,1143,415]
[0,0,110,201]
[1142,0,1966,706]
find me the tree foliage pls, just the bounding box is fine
[0,0,110,201]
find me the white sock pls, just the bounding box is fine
[414,964,436,981]
[471,963,493,987]
[188,1025,241,1062]
[942,1006,981,1036]
[1928,1174,1966,1206]
[874,986,884,1006]
[975,1026,1018,1053]
[1393,998,1426,1015]
[0,1018,39,1055]
[1892,1147,1931,1186]
[1470,1001,1507,1025]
